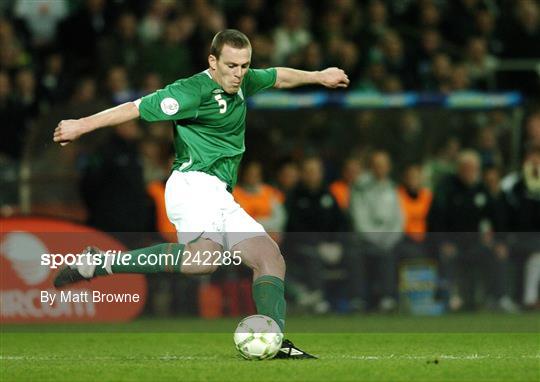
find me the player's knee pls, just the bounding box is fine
[236,236,285,277]
[257,249,285,278]
[181,238,222,276]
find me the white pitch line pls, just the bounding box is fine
[328,354,540,361]
[0,355,221,361]
[1,354,539,361]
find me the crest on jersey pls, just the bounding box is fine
[160,97,180,115]
[212,89,224,94]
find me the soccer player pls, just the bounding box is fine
[53,29,349,359]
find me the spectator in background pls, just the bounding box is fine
[483,165,508,234]
[360,0,390,48]
[474,8,504,55]
[319,8,346,43]
[498,0,540,95]
[139,72,163,96]
[386,111,426,175]
[377,30,415,88]
[418,0,442,29]
[236,13,258,37]
[57,0,111,75]
[0,18,31,73]
[397,164,433,249]
[99,12,142,80]
[381,75,403,93]
[234,161,286,245]
[356,59,387,91]
[464,36,497,90]
[39,52,68,105]
[318,1,361,43]
[502,0,540,59]
[428,150,517,312]
[193,2,226,42]
[415,29,445,84]
[0,71,24,160]
[327,39,360,81]
[330,157,362,211]
[79,120,152,235]
[14,0,67,49]
[475,126,503,169]
[250,34,274,68]
[272,1,312,65]
[14,67,39,117]
[69,77,99,108]
[274,158,300,200]
[423,52,453,92]
[450,63,472,91]
[142,16,195,84]
[0,71,20,207]
[138,0,173,44]
[105,66,137,105]
[285,156,347,313]
[348,111,386,157]
[236,0,274,34]
[301,41,325,72]
[525,112,540,150]
[505,146,540,309]
[424,136,461,190]
[350,150,403,312]
[7,67,39,159]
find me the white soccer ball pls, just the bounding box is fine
[233,314,283,360]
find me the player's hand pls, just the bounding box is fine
[318,67,350,89]
[53,119,87,146]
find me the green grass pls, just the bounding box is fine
[1,314,539,382]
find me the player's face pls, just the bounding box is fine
[209,44,251,94]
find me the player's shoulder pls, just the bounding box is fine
[164,71,215,101]
[168,71,205,87]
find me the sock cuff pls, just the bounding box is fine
[253,275,284,291]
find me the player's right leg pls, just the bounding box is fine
[53,238,222,288]
[55,171,225,288]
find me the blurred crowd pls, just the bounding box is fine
[47,110,539,316]
[1,0,540,316]
[1,0,540,161]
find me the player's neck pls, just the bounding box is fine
[208,68,224,89]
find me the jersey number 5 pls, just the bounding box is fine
[214,94,227,114]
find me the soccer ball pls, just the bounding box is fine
[233,315,283,360]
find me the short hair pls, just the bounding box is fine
[210,29,251,59]
[457,149,481,166]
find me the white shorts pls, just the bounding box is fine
[164,170,267,248]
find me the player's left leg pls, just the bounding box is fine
[231,235,317,359]
[232,236,286,328]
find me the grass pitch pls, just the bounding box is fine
[1,313,539,382]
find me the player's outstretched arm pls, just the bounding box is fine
[274,67,350,89]
[53,101,140,146]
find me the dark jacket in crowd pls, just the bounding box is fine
[504,177,540,255]
[505,178,540,232]
[286,184,347,234]
[428,174,501,247]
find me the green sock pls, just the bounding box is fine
[94,243,184,275]
[252,275,286,332]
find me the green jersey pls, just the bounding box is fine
[138,68,277,189]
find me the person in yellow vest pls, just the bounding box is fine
[233,161,286,243]
[330,157,363,211]
[397,164,433,245]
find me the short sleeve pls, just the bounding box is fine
[138,78,202,122]
[243,68,277,97]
